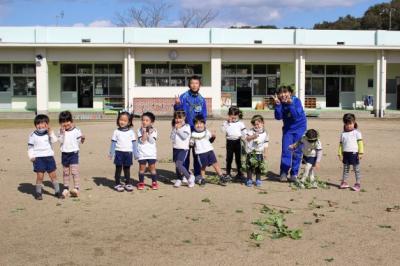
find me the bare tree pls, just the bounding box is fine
[115,1,172,27]
[180,8,218,28]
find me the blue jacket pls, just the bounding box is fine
[174,90,207,129]
[274,96,307,132]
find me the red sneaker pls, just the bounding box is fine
[152,181,159,190]
[339,181,349,189]
[137,182,145,190]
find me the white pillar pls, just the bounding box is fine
[35,48,49,114]
[295,49,305,104]
[123,49,129,110]
[211,48,222,115]
[379,50,387,117]
[124,48,135,112]
[128,48,135,112]
[375,50,387,117]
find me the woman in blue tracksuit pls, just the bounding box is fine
[174,75,207,180]
[273,85,307,182]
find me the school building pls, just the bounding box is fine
[0,27,399,117]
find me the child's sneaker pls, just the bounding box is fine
[218,175,228,186]
[199,178,206,186]
[188,175,195,188]
[182,177,188,184]
[62,188,70,198]
[124,184,134,192]
[288,176,298,183]
[279,174,288,182]
[55,191,65,199]
[35,193,43,200]
[70,188,79,197]
[255,179,262,187]
[114,184,124,192]
[339,181,349,189]
[137,182,145,190]
[351,183,361,192]
[234,174,244,183]
[152,181,159,190]
[246,179,253,187]
[311,181,318,189]
[174,179,182,188]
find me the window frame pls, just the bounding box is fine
[60,63,123,97]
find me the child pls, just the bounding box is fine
[273,85,307,182]
[137,112,159,190]
[338,113,364,191]
[289,129,322,188]
[190,115,229,186]
[58,111,85,197]
[170,110,195,188]
[221,106,246,181]
[109,111,137,192]
[243,115,269,187]
[28,114,63,200]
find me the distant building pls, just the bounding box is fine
[0,27,397,117]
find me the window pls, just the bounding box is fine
[61,63,123,96]
[341,77,355,92]
[0,77,11,92]
[387,79,396,94]
[0,64,11,74]
[13,77,36,96]
[222,64,280,97]
[0,64,37,96]
[253,77,266,95]
[306,64,356,96]
[141,63,203,86]
[61,77,77,92]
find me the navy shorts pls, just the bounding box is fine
[33,156,57,173]
[62,151,79,167]
[303,156,317,166]
[138,159,157,165]
[114,151,133,166]
[197,151,217,168]
[173,149,189,163]
[342,152,359,165]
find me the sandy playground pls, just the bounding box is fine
[0,116,400,265]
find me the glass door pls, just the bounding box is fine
[326,77,340,107]
[78,76,93,108]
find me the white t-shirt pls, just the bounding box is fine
[111,128,137,152]
[170,124,191,150]
[58,127,82,153]
[137,128,158,160]
[300,136,322,157]
[28,130,58,159]
[340,129,362,153]
[244,128,269,154]
[221,120,246,140]
[191,129,214,154]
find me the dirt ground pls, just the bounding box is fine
[0,116,399,266]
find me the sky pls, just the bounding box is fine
[0,0,390,28]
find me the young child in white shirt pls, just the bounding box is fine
[190,116,229,186]
[109,111,137,192]
[58,111,85,197]
[137,112,159,190]
[28,114,63,200]
[171,110,195,188]
[338,113,364,192]
[221,106,246,182]
[289,129,322,188]
[244,115,269,187]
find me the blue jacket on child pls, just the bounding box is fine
[174,90,207,130]
[274,96,307,177]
